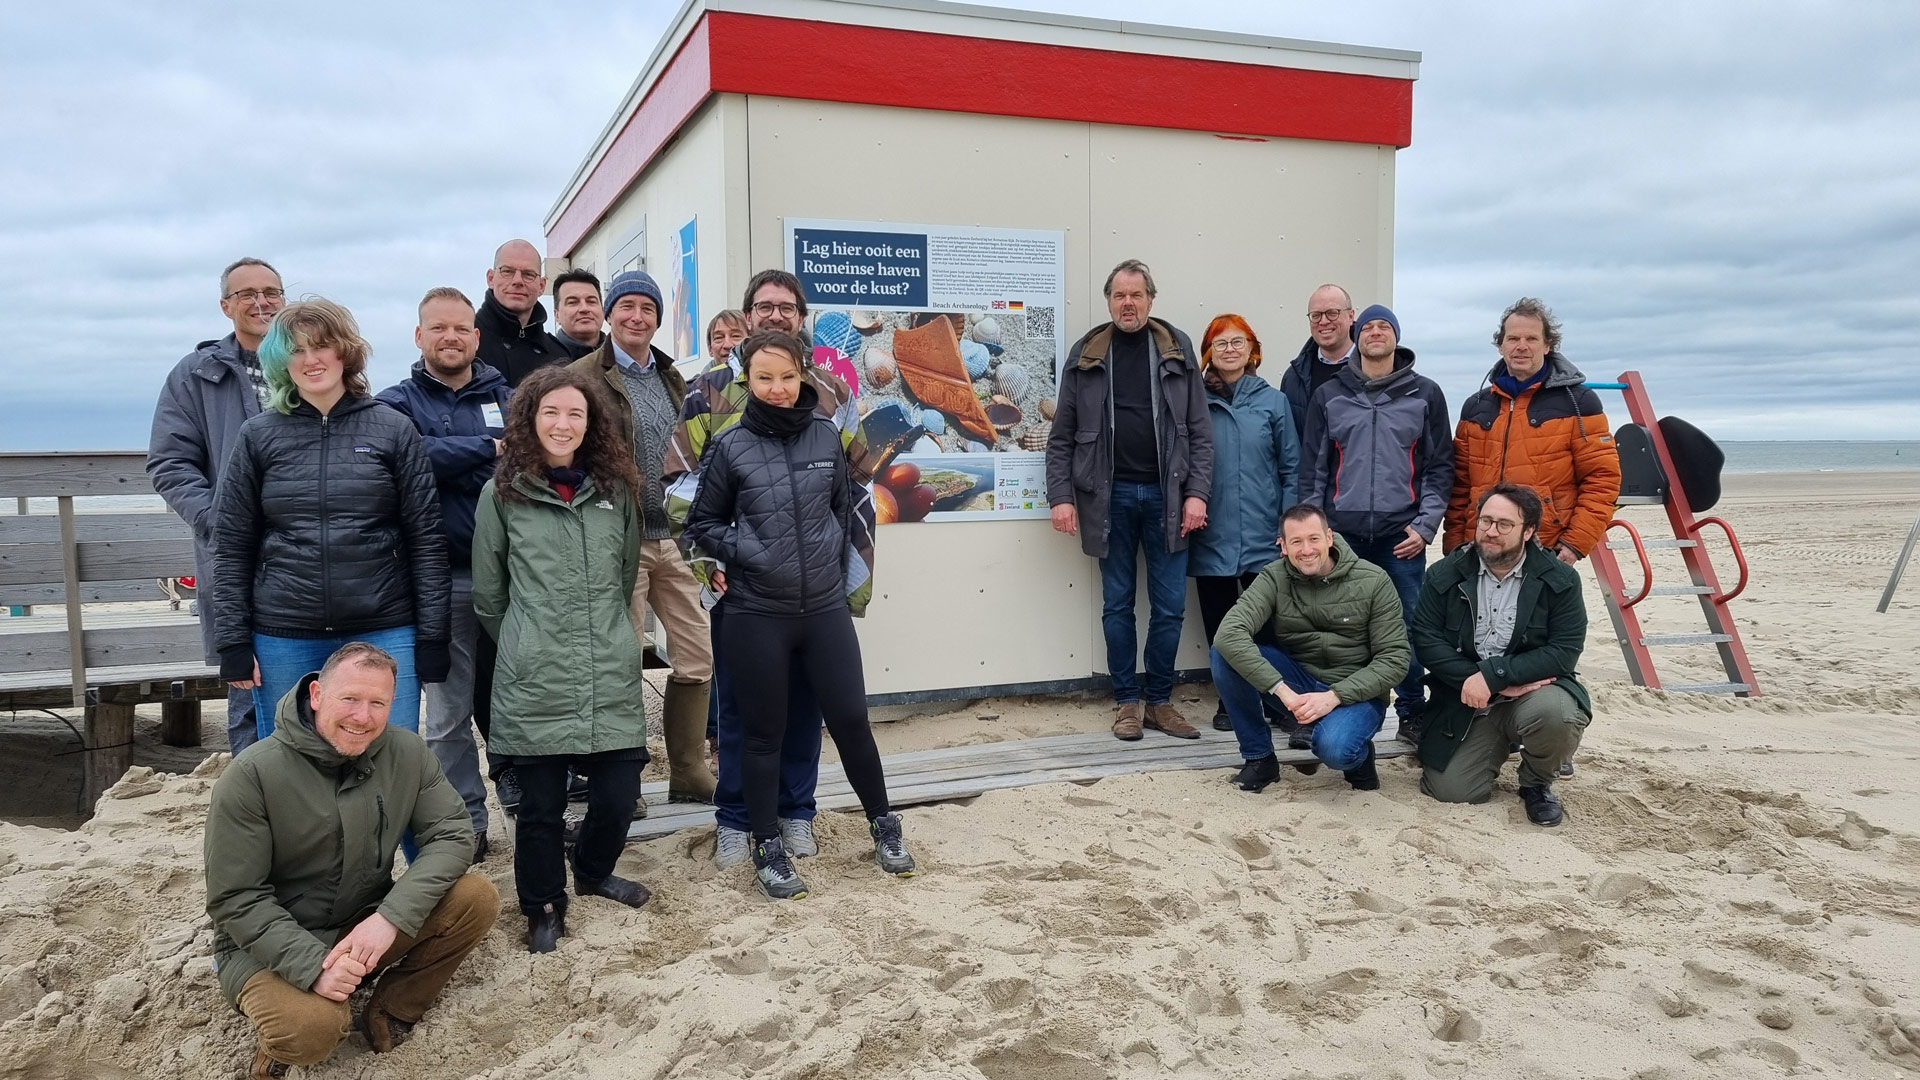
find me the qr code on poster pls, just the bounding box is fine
[1026,305,1056,342]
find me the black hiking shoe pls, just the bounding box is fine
[526,903,565,953]
[753,836,809,900]
[1344,743,1380,791]
[1519,785,1565,827]
[1559,760,1576,779]
[495,768,522,817]
[1211,703,1233,732]
[1233,754,1281,793]
[1396,712,1425,747]
[566,769,590,803]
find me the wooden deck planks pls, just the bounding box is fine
[623,729,1412,841]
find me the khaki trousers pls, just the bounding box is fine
[238,874,501,1066]
[1420,684,1591,804]
[628,538,713,683]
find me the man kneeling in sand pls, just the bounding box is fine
[1410,484,1592,826]
[204,642,499,1077]
[1210,504,1411,792]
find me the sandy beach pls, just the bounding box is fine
[3,469,1918,1079]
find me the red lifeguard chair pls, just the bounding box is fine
[1583,372,1761,696]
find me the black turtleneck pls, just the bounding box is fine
[1110,325,1157,483]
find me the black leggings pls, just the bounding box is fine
[721,607,890,839]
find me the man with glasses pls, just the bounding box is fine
[662,268,876,870]
[1411,484,1592,826]
[1299,305,1452,746]
[548,269,605,361]
[476,239,566,387]
[1280,283,1356,442]
[148,257,284,754]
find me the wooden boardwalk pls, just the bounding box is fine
[626,726,1413,841]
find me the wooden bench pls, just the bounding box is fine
[0,451,225,808]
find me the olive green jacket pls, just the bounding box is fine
[1410,541,1591,772]
[204,676,474,1008]
[1213,536,1411,706]
[471,473,648,756]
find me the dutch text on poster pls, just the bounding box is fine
[784,218,1066,523]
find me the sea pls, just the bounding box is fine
[1719,441,1920,473]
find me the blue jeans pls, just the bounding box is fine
[225,687,257,756]
[252,626,419,740]
[1340,532,1426,720]
[710,603,821,833]
[1210,643,1385,771]
[1100,481,1190,705]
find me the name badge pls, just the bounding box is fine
[481,403,504,430]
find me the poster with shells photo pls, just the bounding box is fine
[787,218,1066,523]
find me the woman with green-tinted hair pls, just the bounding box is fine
[212,298,453,744]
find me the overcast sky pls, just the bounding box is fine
[3,1,1916,448]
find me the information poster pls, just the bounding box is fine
[785,217,1065,523]
[672,217,698,363]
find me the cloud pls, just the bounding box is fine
[3,0,1916,447]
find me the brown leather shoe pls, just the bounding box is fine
[1144,702,1201,739]
[1112,702,1144,740]
[252,1049,291,1078]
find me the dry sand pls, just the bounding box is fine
[3,469,1919,1079]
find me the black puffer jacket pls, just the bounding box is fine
[684,386,853,617]
[212,395,451,679]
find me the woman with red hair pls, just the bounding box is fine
[1188,314,1300,731]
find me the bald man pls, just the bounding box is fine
[476,239,567,388]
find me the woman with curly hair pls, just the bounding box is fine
[212,298,451,740]
[471,364,652,951]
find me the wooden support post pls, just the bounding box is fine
[81,685,138,810]
[160,699,202,747]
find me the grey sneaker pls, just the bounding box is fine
[714,825,752,870]
[869,812,916,876]
[779,817,818,858]
[753,836,809,900]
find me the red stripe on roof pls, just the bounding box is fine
[549,11,1414,255]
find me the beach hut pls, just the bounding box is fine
[544,0,1419,702]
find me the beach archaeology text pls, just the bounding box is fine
[794,228,930,307]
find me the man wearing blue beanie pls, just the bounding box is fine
[1297,303,1454,748]
[565,269,719,808]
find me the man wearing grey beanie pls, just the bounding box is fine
[566,269,718,806]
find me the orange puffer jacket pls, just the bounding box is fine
[1442,353,1620,556]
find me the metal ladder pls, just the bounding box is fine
[1583,372,1761,696]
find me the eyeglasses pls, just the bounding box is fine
[1476,516,1523,534]
[1307,309,1350,324]
[225,288,285,304]
[492,266,541,282]
[1210,337,1250,352]
[751,301,800,318]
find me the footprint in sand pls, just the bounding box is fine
[1427,1002,1483,1043]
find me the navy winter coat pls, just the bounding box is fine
[1300,348,1454,544]
[377,361,512,569]
[1187,372,1299,578]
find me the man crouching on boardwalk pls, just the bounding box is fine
[204,642,498,1077]
[1412,483,1592,826]
[1210,504,1410,793]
